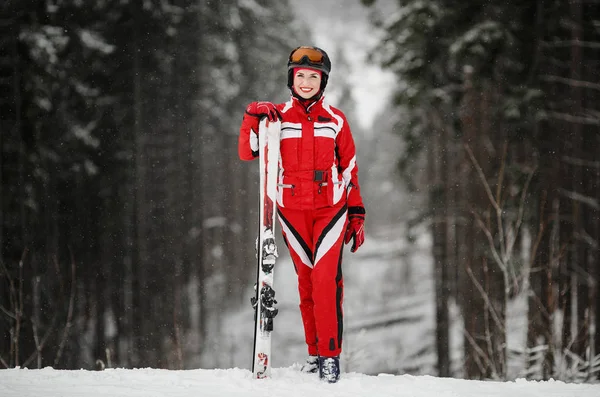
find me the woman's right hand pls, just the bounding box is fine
[245,101,281,122]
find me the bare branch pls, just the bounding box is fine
[1,254,19,367]
[545,111,600,126]
[30,274,42,368]
[31,320,41,369]
[526,277,553,320]
[541,40,600,49]
[576,229,599,250]
[472,210,507,273]
[582,108,600,122]
[465,144,535,285]
[507,168,536,261]
[495,143,508,260]
[558,188,599,210]
[495,142,507,207]
[0,259,12,284]
[0,259,16,319]
[528,200,547,268]
[561,155,600,169]
[540,75,600,91]
[0,304,16,320]
[21,313,59,368]
[464,144,501,213]
[22,268,61,368]
[465,266,505,331]
[463,329,494,377]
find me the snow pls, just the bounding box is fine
[2,366,598,397]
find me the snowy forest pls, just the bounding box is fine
[1,0,599,384]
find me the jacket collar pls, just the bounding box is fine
[291,94,325,113]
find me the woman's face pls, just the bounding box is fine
[293,68,322,99]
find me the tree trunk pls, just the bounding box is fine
[589,129,600,357]
[131,1,146,367]
[591,4,600,364]
[459,71,507,379]
[429,110,451,377]
[527,134,557,380]
[568,0,591,360]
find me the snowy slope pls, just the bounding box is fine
[1,367,598,397]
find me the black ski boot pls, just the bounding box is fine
[318,356,340,383]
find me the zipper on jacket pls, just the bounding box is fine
[278,183,295,196]
[317,181,343,194]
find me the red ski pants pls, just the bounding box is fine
[277,205,348,357]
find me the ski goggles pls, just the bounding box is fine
[289,46,325,65]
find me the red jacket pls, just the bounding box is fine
[239,96,364,212]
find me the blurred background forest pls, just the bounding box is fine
[1,0,599,383]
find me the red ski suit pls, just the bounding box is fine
[239,95,365,358]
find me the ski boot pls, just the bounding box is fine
[300,355,319,373]
[319,356,340,383]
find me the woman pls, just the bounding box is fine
[238,46,365,383]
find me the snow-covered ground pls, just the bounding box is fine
[2,366,599,397]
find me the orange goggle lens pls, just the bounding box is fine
[289,47,324,64]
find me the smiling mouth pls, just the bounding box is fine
[300,87,313,92]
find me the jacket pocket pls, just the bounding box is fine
[277,181,295,208]
[321,173,345,207]
[278,174,309,209]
